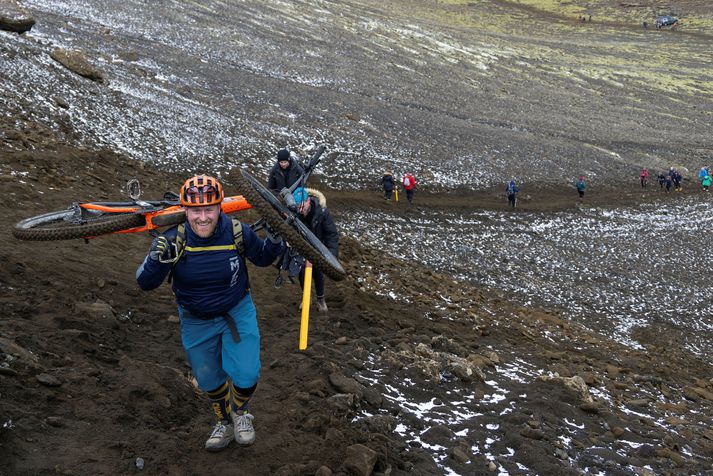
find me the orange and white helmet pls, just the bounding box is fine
[180,175,224,207]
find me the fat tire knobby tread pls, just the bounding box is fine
[234,170,346,281]
[151,211,185,227]
[13,210,145,241]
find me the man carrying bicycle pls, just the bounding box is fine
[292,187,339,312]
[136,174,284,451]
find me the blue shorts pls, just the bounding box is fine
[178,294,261,391]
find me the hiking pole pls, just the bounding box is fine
[299,261,313,350]
[394,188,399,202]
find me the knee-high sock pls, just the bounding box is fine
[206,381,231,423]
[231,382,257,414]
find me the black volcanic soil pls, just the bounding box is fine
[1,117,712,476]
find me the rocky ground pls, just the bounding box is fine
[1,0,712,475]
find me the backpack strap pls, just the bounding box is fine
[231,218,244,257]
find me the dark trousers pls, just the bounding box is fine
[507,193,517,207]
[383,189,392,200]
[405,189,414,203]
[299,267,325,298]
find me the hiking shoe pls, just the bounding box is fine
[205,422,234,452]
[316,297,328,313]
[233,412,256,446]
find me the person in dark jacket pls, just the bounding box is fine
[293,187,339,312]
[267,149,304,193]
[505,180,519,208]
[136,175,284,452]
[381,171,395,200]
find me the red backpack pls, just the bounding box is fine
[402,174,415,190]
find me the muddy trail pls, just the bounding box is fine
[1,130,712,476]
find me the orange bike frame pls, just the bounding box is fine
[80,195,252,235]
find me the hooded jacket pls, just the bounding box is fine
[268,158,305,193]
[298,191,339,258]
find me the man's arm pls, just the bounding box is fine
[242,223,285,267]
[136,238,173,290]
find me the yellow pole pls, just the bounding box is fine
[394,188,399,202]
[299,261,313,350]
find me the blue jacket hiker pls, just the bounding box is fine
[136,175,284,452]
[575,176,586,199]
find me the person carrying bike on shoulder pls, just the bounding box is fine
[136,175,285,452]
[267,148,304,193]
[293,187,339,312]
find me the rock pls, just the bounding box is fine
[36,373,62,387]
[520,428,545,440]
[45,416,63,427]
[655,448,685,466]
[689,386,713,401]
[326,393,355,414]
[422,424,454,446]
[611,426,625,438]
[554,448,568,460]
[682,387,700,401]
[360,415,394,434]
[488,461,497,471]
[166,314,180,323]
[315,466,332,476]
[53,96,70,109]
[50,48,105,83]
[539,374,593,403]
[324,427,343,441]
[75,299,115,320]
[0,365,18,376]
[362,387,383,407]
[627,398,649,407]
[449,446,470,463]
[0,337,40,367]
[0,0,35,33]
[329,373,364,399]
[335,336,348,345]
[605,364,620,377]
[343,444,377,476]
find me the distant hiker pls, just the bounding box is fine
[698,167,709,182]
[588,15,592,22]
[672,170,683,192]
[267,148,304,193]
[575,176,586,199]
[402,173,416,204]
[665,174,673,192]
[639,168,649,188]
[657,172,666,189]
[702,174,712,192]
[643,21,648,29]
[505,180,519,208]
[136,175,285,451]
[381,171,395,200]
[293,187,339,313]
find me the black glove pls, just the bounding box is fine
[149,235,172,262]
[264,222,282,244]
